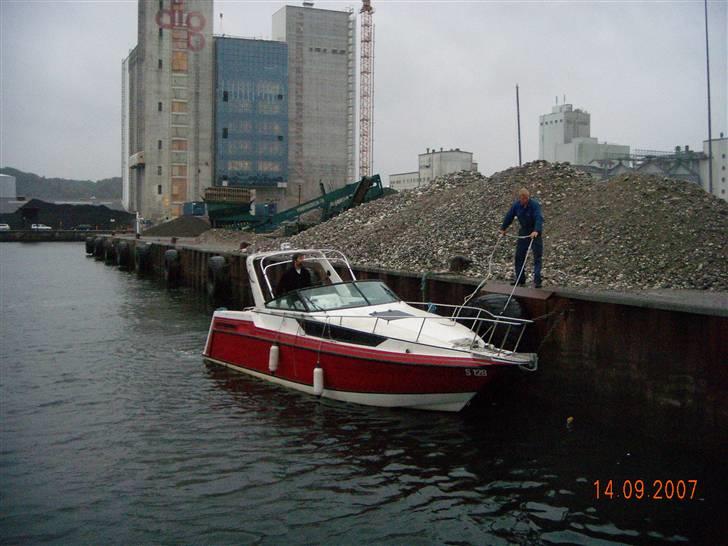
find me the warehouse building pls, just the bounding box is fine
[389,148,478,191]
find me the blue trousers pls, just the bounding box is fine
[515,236,542,284]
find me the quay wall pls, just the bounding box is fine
[88,235,728,452]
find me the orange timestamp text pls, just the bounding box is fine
[593,479,698,500]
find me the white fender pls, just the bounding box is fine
[268,345,279,373]
[313,367,324,396]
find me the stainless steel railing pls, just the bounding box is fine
[241,301,533,359]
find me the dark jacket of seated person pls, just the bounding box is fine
[276,254,312,296]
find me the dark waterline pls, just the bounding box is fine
[0,243,724,544]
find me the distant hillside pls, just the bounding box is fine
[0,167,122,201]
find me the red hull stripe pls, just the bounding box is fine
[207,325,496,395]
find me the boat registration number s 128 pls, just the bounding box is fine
[465,369,487,377]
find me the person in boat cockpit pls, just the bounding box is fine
[276,253,313,296]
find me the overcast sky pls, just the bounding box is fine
[1,0,726,183]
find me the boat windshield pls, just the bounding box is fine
[266,280,399,312]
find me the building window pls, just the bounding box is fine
[158,140,162,150]
[157,185,162,195]
[277,94,283,101]
[159,28,163,39]
[157,166,162,175]
[223,91,229,102]
[172,51,188,73]
[222,128,228,139]
[277,135,284,141]
[158,102,163,112]
[228,160,252,171]
[158,59,163,69]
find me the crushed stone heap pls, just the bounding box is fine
[280,161,728,291]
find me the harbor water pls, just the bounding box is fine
[0,243,724,544]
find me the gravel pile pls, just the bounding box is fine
[278,161,728,291]
[143,216,210,237]
[196,228,261,249]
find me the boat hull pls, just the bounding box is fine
[204,317,501,412]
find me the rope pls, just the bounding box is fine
[420,271,430,302]
[502,234,534,313]
[458,234,505,314]
[457,233,535,317]
[535,303,570,353]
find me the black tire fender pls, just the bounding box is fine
[103,239,116,265]
[164,249,180,283]
[206,255,230,298]
[94,237,105,259]
[116,241,131,269]
[85,237,95,255]
[134,243,151,273]
[457,294,526,348]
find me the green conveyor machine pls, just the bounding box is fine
[206,175,384,233]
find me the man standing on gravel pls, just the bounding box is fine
[499,188,544,288]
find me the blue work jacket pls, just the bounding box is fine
[501,198,544,236]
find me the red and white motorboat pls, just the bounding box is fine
[203,249,537,412]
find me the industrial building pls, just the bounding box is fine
[123,1,357,220]
[389,148,478,191]
[123,0,215,221]
[539,103,630,166]
[214,37,288,205]
[700,134,728,201]
[273,4,356,205]
[537,102,728,202]
[0,174,16,200]
[0,174,23,214]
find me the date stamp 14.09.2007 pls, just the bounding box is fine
[593,479,699,500]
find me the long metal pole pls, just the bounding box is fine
[704,0,713,194]
[516,84,522,166]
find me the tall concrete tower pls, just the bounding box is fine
[124,0,214,221]
[272,4,356,205]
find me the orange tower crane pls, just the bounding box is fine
[359,0,375,178]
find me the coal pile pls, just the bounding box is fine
[0,199,134,230]
[282,161,728,291]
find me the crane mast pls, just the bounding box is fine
[359,0,374,178]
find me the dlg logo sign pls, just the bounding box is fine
[155,1,206,51]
